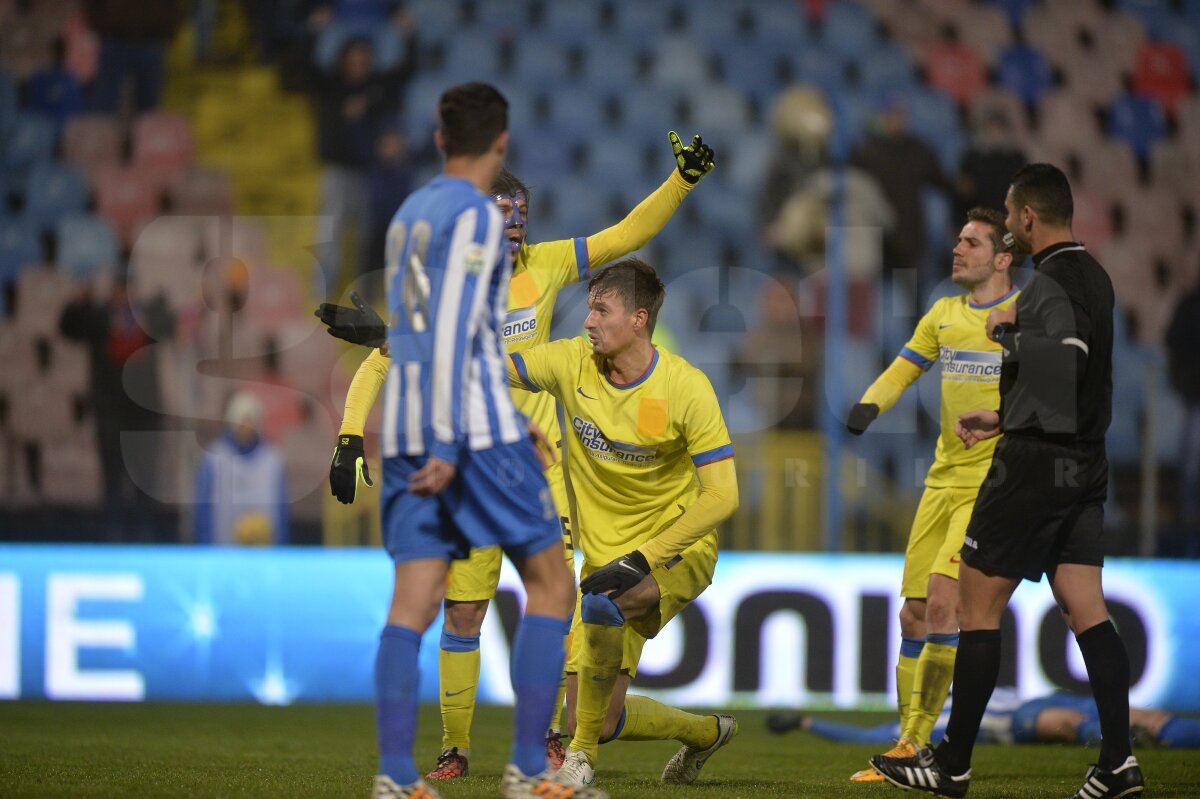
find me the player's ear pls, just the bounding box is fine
[434,127,446,154]
[494,129,509,158]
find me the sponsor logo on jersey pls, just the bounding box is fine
[571,416,658,466]
[939,346,1002,382]
[463,243,487,275]
[503,305,538,343]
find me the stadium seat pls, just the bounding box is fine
[509,127,578,187]
[13,264,73,337]
[62,114,123,181]
[1149,139,1200,202]
[2,113,56,179]
[955,3,1012,65]
[243,265,307,334]
[24,66,84,134]
[995,43,1055,106]
[0,69,16,139]
[683,84,753,141]
[1078,140,1140,199]
[1132,40,1194,116]
[857,43,919,97]
[0,12,53,79]
[438,30,502,84]
[540,0,602,41]
[985,0,1034,27]
[313,19,408,71]
[1108,92,1169,161]
[818,1,878,61]
[168,166,234,215]
[23,163,89,235]
[510,37,573,87]
[1117,0,1180,39]
[1035,91,1103,155]
[650,35,709,88]
[94,167,163,247]
[620,85,686,141]
[922,40,987,105]
[132,112,196,189]
[967,88,1032,145]
[794,46,850,97]
[39,435,102,507]
[0,218,39,284]
[1068,188,1114,250]
[55,214,118,280]
[577,34,644,88]
[545,87,618,141]
[1058,51,1125,107]
[62,10,99,84]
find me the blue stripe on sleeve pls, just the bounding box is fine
[573,237,589,282]
[899,346,934,370]
[510,353,540,393]
[692,443,734,467]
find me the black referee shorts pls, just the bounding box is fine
[961,433,1108,582]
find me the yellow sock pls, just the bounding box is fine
[571,622,623,765]
[549,628,573,731]
[903,638,958,747]
[617,694,717,749]
[439,638,480,751]
[896,637,924,730]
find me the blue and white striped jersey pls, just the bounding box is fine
[381,175,525,463]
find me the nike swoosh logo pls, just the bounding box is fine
[577,387,597,400]
[938,324,954,329]
[590,674,615,682]
[444,687,473,697]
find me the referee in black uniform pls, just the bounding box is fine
[873,163,1144,799]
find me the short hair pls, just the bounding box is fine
[491,168,529,205]
[1009,163,1073,226]
[438,82,508,157]
[965,207,1013,254]
[587,258,666,333]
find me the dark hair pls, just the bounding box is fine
[587,258,666,333]
[965,207,1012,253]
[438,82,508,157]
[1009,163,1073,226]
[491,168,529,204]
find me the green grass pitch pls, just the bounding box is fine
[2,703,1198,797]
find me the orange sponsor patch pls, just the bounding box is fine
[638,398,668,436]
[508,270,540,308]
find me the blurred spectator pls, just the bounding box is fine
[850,97,956,290]
[58,270,175,539]
[1166,276,1200,532]
[86,0,185,114]
[306,15,417,295]
[955,108,1027,222]
[360,127,419,299]
[758,86,833,245]
[194,390,289,545]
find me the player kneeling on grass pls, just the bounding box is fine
[506,259,740,788]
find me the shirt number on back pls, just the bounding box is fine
[385,220,433,332]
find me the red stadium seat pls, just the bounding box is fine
[62,114,123,181]
[922,41,987,105]
[132,112,196,189]
[1132,40,1193,116]
[94,166,163,247]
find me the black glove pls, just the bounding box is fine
[579,550,651,599]
[846,402,879,435]
[315,291,387,348]
[330,434,373,504]
[668,130,715,184]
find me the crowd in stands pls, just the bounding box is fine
[0,0,1197,548]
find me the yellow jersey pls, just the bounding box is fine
[511,337,733,566]
[899,288,1019,487]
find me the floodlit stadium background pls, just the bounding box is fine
[1,0,1198,708]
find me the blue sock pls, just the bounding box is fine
[510,614,569,777]
[375,625,422,785]
[1159,716,1200,748]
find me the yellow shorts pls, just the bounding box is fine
[445,458,572,602]
[565,538,716,679]
[900,485,979,598]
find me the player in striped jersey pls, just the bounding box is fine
[844,208,1018,782]
[363,82,605,799]
[323,130,715,781]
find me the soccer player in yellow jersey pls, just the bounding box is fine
[323,132,716,780]
[507,259,740,788]
[844,207,1019,781]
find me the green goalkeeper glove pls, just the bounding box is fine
[330,434,373,504]
[668,130,715,184]
[315,291,387,348]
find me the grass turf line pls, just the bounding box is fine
[2,704,1199,797]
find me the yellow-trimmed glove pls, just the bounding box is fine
[668,130,715,184]
[330,434,373,504]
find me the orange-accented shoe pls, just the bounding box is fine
[850,738,917,783]
[545,731,567,771]
[424,748,468,780]
[849,767,886,782]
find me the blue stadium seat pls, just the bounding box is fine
[2,113,57,179]
[510,38,573,87]
[546,88,618,141]
[314,20,409,71]
[0,219,40,282]
[985,0,1034,27]
[818,1,878,60]
[902,89,966,170]
[24,68,85,134]
[857,43,919,96]
[1117,0,1180,38]
[995,44,1054,105]
[794,46,850,97]
[718,43,793,105]
[752,0,810,43]
[23,164,89,235]
[334,0,393,24]
[0,70,15,140]
[578,34,644,88]
[540,0,602,42]
[583,132,648,191]
[682,84,753,141]
[439,30,502,84]
[55,214,118,280]
[620,86,686,140]
[508,128,577,187]
[404,0,461,42]
[1108,92,1168,160]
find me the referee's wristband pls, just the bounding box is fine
[991,322,1017,343]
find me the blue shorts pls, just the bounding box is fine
[381,439,562,564]
[1011,691,1097,743]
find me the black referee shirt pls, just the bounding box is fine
[998,241,1114,444]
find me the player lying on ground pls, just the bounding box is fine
[767,689,1200,749]
[506,259,739,789]
[845,208,1018,781]
[319,131,715,781]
